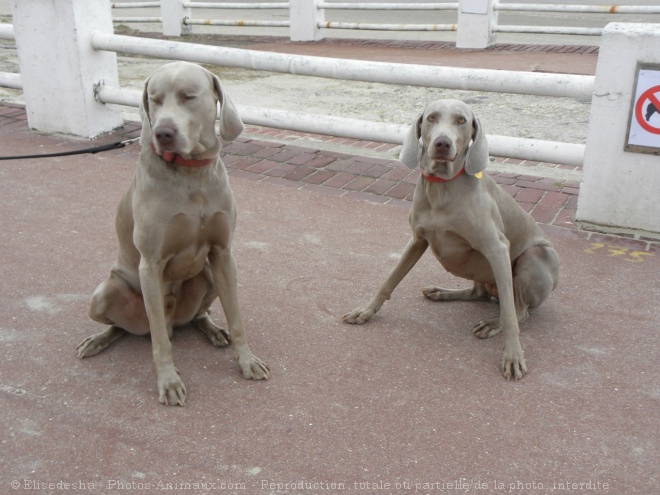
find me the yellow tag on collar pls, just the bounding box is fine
[474,172,483,179]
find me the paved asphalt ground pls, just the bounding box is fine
[1,3,659,495]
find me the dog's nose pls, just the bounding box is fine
[433,136,452,152]
[154,124,177,147]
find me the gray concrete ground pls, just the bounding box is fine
[0,105,658,494]
[1,3,659,495]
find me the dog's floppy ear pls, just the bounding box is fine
[211,74,244,142]
[399,113,423,169]
[465,116,489,175]
[139,76,152,146]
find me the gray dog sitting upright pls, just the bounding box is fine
[344,99,559,380]
[78,62,269,405]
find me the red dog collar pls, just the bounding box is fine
[150,143,215,168]
[422,167,465,183]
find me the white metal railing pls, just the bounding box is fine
[90,31,593,100]
[318,3,457,10]
[0,20,590,165]
[105,2,660,43]
[495,3,660,14]
[89,30,589,165]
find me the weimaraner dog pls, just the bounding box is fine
[78,61,269,405]
[344,99,559,380]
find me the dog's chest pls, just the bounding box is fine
[156,191,232,282]
[414,212,494,283]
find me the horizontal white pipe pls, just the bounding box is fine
[111,2,160,8]
[95,85,584,166]
[318,2,458,10]
[0,23,14,40]
[496,3,660,14]
[0,71,21,89]
[185,18,290,27]
[495,25,603,36]
[320,22,457,31]
[95,84,140,107]
[113,17,162,23]
[90,31,594,100]
[487,135,584,167]
[184,2,289,8]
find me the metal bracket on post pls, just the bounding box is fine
[161,0,192,37]
[290,0,325,42]
[456,0,498,49]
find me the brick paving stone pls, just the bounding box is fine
[286,152,317,165]
[354,155,397,166]
[402,170,421,184]
[305,154,337,168]
[493,175,517,186]
[365,178,397,196]
[553,209,575,228]
[531,205,559,224]
[232,143,269,156]
[516,175,542,182]
[230,156,261,170]
[500,184,521,198]
[517,202,534,213]
[323,173,356,188]
[517,180,562,192]
[562,187,579,195]
[565,195,579,210]
[515,187,544,204]
[344,176,376,192]
[269,149,305,162]
[263,163,297,177]
[344,161,375,175]
[222,142,249,154]
[385,182,416,200]
[251,146,283,159]
[382,166,412,182]
[363,164,394,178]
[283,166,316,181]
[540,191,570,208]
[325,159,356,172]
[302,170,336,185]
[245,160,280,174]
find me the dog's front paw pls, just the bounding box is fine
[502,344,527,381]
[157,369,187,406]
[237,352,270,381]
[342,307,376,325]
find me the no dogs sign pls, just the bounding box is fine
[626,64,660,155]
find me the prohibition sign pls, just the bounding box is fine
[634,85,660,135]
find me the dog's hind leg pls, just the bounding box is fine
[471,245,558,339]
[422,281,491,302]
[78,325,126,357]
[185,266,230,347]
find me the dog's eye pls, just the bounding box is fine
[184,95,196,101]
[457,116,467,125]
[427,114,436,123]
[150,97,162,106]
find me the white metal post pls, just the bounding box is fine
[161,0,192,37]
[10,0,123,138]
[456,0,498,49]
[290,0,325,42]
[577,23,660,235]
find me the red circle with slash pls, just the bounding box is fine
[634,85,660,135]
